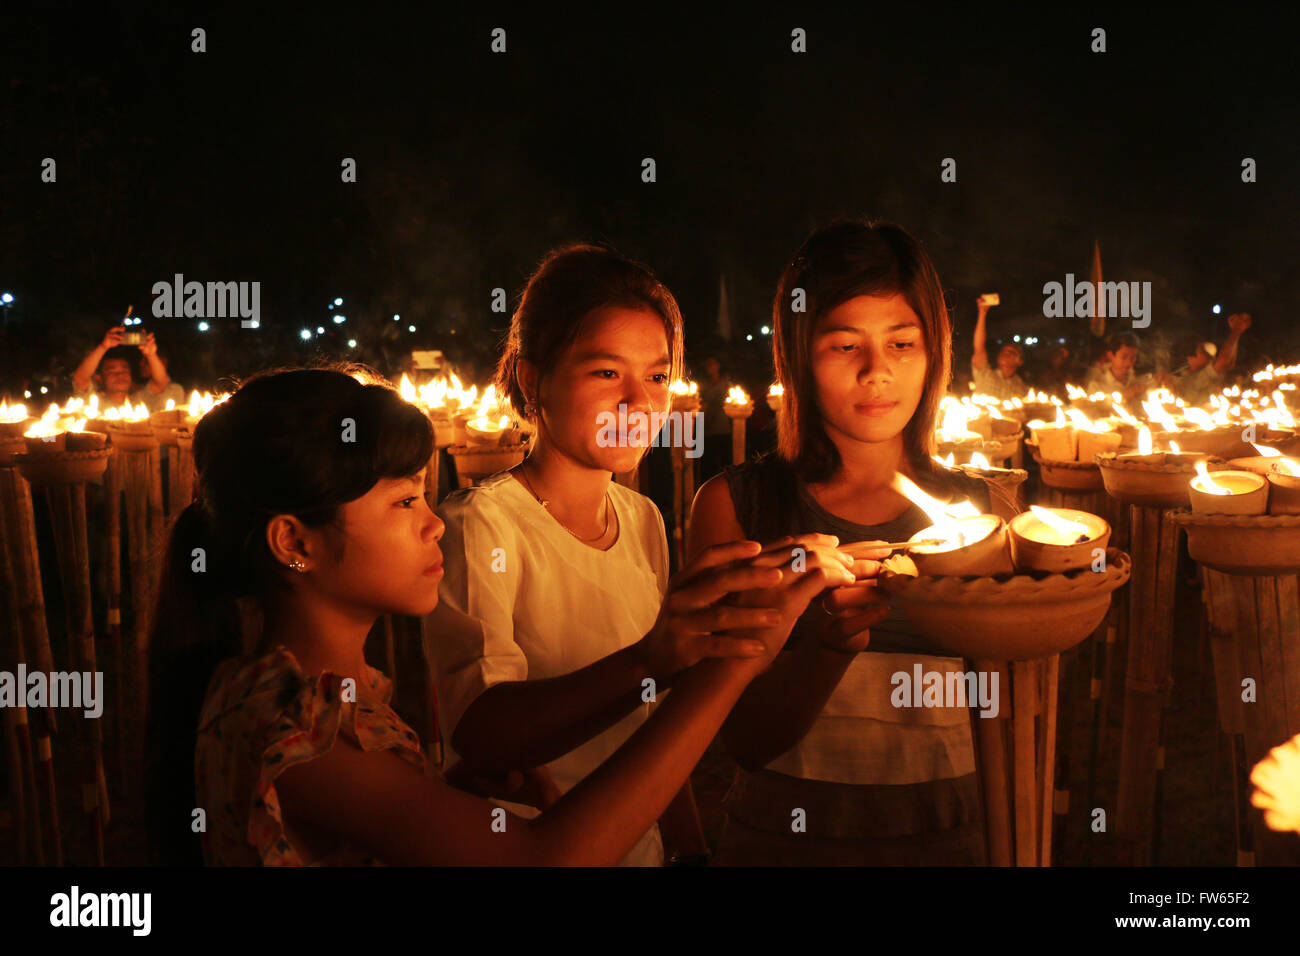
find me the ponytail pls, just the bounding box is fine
[145,500,243,866]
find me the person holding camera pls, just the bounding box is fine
[72,325,185,412]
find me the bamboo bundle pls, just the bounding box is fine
[17,448,113,864]
[0,437,61,864]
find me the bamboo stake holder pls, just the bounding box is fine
[1112,504,1181,865]
[0,437,61,864]
[724,400,752,466]
[1199,566,1300,865]
[969,656,1062,865]
[16,449,112,864]
[106,425,162,763]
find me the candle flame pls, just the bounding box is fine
[1277,458,1300,478]
[1138,425,1153,455]
[726,385,750,405]
[1194,460,1229,494]
[1029,505,1090,540]
[1252,443,1283,458]
[891,472,980,525]
[1168,439,1181,454]
[0,400,29,422]
[968,451,991,469]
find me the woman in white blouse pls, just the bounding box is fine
[425,244,856,864]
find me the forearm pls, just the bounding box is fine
[452,643,654,773]
[720,637,854,770]
[145,355,170,391]
[73,347,106,392]
[526,658,756,865]
[1217,332,1242,373]
[971,311,989,369]
[658,780,707,857]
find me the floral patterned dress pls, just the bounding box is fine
[195,645,430,866]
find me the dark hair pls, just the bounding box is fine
[496,243,685,419]
[101,346,138,366]
[771,219,951,485]
[1105,331,1140,353]
[145,364,432,864]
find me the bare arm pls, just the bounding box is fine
[686,476,871,771]
[1216,313,1251,375]
[276,654,764,865]
[971,300,991,371]
[451,646,654,774]
[139,333,171,393]
[73,327,122,393]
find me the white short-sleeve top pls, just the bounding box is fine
[423,470,670,866]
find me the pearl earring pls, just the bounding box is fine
[289,559,307,572]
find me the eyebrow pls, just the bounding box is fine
[571,350,672,365]
[818,321,922,335]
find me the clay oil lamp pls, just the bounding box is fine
[1188,460,1268,516]
[1008,505,1111,573]
[891,472,1013,576]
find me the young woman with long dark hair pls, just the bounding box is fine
[690,219,1014,865]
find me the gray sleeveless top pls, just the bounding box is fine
[722,452,994,656]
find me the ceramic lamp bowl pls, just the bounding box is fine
[1008,509,1111,573]
[1030,445,1104,491]
[15,448,112,485]
[1031,424,1077,462]
[1077,429,1122,463]
[1096,451,1223,508]
[907,515,1014,577]
[1267,466,1300,516]
[1156,426,1243,459]
[1228,456,1282,476]
[1171,510,1300,576]
[0,437,27,464]
[23,433,66,455]
[0,418,37,438]
[105,424,159,452]
[65,430,108,452]
[877,548,1131,660]
[448,442,528,488]
[1188,469,1268,516]
[723,402,753,420]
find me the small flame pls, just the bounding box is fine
[768,383,784,397]
[1138,425,1153,456]
[0,401,29,422]
[726,385,750,405]
[1168,439,1181,454]
[1194,460,1229,494]
[1252,443,1284,458]
[1277,458,1300,477]
[968,451,991,469]
[891,473,980,525]
[1029,505,1091,541]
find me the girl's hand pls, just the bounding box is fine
[724,534,859,659]
[815,541,893,654]
[100,326,124,350]
[633,540,789,682]
[443,761,562,812]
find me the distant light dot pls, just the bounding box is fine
[1013,335,1021,342]
[347,339,357,348]
[393,314,400,321]
[40,386,48,394]
[300,329,312,340]
[408,325,416,333]
[197,321,209,331]
[333,314,345,324]
[334,297,343,306]
[1,293,12,304]
[746,334,753,342]
[1212,304,1222,314]
[316,326,325,334]
[24,390,32,398]
[760,325,770,335]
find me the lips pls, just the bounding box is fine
[423,562,443,577]
[855,401,898,418]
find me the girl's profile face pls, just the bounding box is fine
[810,293,928,447]
[306,469,445,618]
[537,305,673,473]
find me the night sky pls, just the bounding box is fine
[3,5,1296,393]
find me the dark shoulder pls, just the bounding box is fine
[719,451,797,543]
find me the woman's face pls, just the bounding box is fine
[304,470,446,618]
[810,293,928,447]
[532,306,673,474]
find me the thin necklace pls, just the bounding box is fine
[516,463,612,543]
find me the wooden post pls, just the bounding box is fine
[1114,505,1181,865]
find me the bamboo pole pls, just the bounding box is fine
[972,658,1012,865]
[104,448,126,785]
[1012,660,1039,866]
